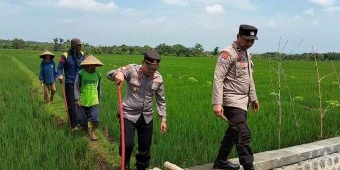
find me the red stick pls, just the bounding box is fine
[60,80,71,128]
[117,83,125,170]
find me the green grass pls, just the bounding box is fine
[1,49,339,169]
[0,54,96,170]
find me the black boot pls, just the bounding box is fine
[213,160,240,170]
[124,164,130,170]
[124,158,130,170]
[243,163,254,170]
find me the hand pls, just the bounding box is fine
[115,71,125,85]
[75,101,81,107]
[57,75,63,80]
[213,104,224,117]
[252,100,260,112]
[160,121,167,134]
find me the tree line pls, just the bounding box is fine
[0,38,217,57]
[1,38,340,60]
[253,52,340,61]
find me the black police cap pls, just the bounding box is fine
[144,50,161,64]
[239,24,258,40]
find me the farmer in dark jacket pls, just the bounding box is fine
[56,38,85,129]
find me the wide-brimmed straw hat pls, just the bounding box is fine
[80,55,104,67]
[40,51,55,59]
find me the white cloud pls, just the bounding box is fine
[293,15,302,20]
[226,0,258,11]
[324,6,340,13]
[309,0,335,7]
[304,8,315,16]
[163,0,256,10]
[161,0,189,6]
[205,4,224,14]
[58,0,118,12]
[138,17,167,25]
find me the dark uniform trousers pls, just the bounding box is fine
[216,106,254,166]
[65,83,77,128]
[120,116,153,170]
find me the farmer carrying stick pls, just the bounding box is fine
[39,50,57,103]
[107,50,167,170]
[74,55,103,140]
[56,38,85,130]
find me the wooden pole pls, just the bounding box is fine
[164,161,183,170]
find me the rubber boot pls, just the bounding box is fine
[243,163,254,170]
[213,159,240,170]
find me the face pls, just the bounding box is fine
[73,44,82,53]
[141,60,158,76]
[84,65,96,73]
[44,55,51,61]
[237,35,255,51]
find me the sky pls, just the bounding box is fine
[1,0,340,54]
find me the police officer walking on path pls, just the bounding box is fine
[57,38,86,130]
[107,50,167,170]
[212,24,260,170]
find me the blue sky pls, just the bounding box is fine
[1,0,340,53]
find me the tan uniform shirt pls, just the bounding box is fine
[212,42,257,111]
[107,64,166,123]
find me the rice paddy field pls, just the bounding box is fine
[0,49,339,169]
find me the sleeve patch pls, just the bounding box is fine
[220,51,230,59]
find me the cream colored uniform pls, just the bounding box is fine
[212,41,257,111]
[107,64,166,123]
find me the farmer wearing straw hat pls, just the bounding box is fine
[212,24,260,170]
[107,50,167,170]
[74,55,103,141]
[56,38,85,129]
[39,50,57,103]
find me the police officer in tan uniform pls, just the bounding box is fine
[212,24,260,170]
[107,50,167,170]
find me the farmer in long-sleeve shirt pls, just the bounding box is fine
[107,50,167,170]
[39,50,57,103]
[56,38,85,129]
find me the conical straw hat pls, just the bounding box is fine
[80,55,104,66]
[40,50,55,59]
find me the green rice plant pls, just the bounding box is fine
[0,55,96,170]
[331,61,340,88]
[2,49,339,168]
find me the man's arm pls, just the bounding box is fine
[212,51,233,117]
[56,55,66,80]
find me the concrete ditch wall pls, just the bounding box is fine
[274,152,339,170]
[190,136,340,170]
